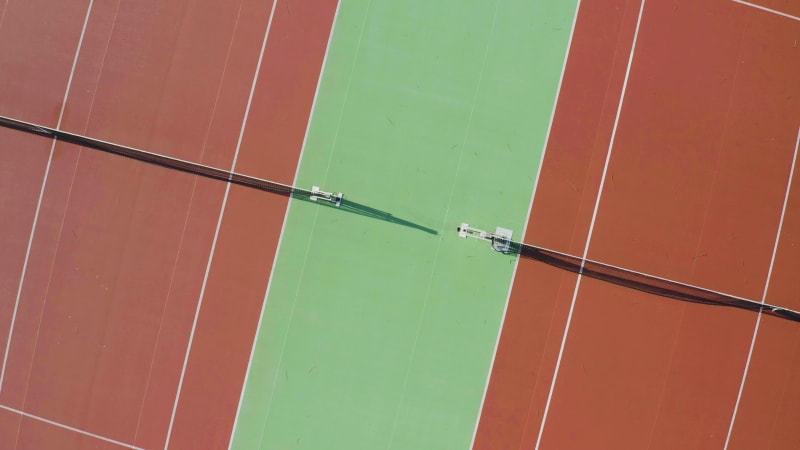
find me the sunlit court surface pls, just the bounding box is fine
[0,0,797,449]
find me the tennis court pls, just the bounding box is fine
[0,0,798,449]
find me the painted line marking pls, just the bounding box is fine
[0,404,143,450]
[162,1,279,448]
[534,0,647,447]
[724,125,800,449]
[386,1,502,447]
[226,0,342,448]
[250,0,372,446]
[132,2,246,445]
[468,1,583,448]
[0,0,95,394]
[731,0,800,22]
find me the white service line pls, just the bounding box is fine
[226,0,341,447]
[534,0,647,448]
[0,0,95,394]
[731,0,800,22]
[162,1,280,448]
[468,1,583,448]
[0,404,143,450]
[724,126,800,449]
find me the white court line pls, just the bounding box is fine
[226,0,341,448]
[162,1,279,448]
[534,0,647,448]
[731,0,800,22]
[133,1,245,446]
[724,126,800,449]
[249,0,372,446]
[0,404,143,450]
[385,0,501,446]
[467,1,583,448]
[0,0,95,394]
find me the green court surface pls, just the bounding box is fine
[231,0,578,448]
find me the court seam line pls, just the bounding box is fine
[226,0,342,448]
[731,0,800,21]
[0,0,9,34]
[534,0,647,448]
[467,1,583,448]
[0,0,95,394]
[251,0,371,446]
[0,404,143,450]
[384,1,501,447]
[162,1,279,448]
[724,125,800,449]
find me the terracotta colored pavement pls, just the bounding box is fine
[0,407,124,450]
[474,0,643,447]
[0,0,335,448]
[727,128,800,449]
[740,0,800,19]
[476,0,800,449]
[0,0,91,358]
[164,0,338,448]
[0,0,264,446]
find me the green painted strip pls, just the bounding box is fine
[230,0,578,448]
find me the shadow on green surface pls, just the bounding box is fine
[0,114,438,236]
[294,195,439,235]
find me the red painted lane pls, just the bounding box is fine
[0,0,90,368]
[474,0,642,447]
[165,0,339,447]
[1,0,268,447]
[539,2,800,449]
[0,408,122,450]
[728,138,800,446]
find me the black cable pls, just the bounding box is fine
[0,114,325,200]
[493,237,800,323]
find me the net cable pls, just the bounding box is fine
[0,114,342,205]
[458,224,800,323]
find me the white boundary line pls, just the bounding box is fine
[724,126,800,449]
[162,1,279,448]
[132,2,245,445]
[0,404,143,450]
[467,1,583,448]
[384,0,501,445]
[0,0,95,393]
[226,0,341,447]
[535,0,647,447]
[252,1,372,446]
[731,0,800,22]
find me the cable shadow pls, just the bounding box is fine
[505,241,800,324]
[293,195,439,235]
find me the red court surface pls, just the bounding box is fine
[0,0,337,448]
[739,0,800,19]
[475,0,800,449]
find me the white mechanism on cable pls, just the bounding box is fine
[457,223,514,253]
[310,186,343,207]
